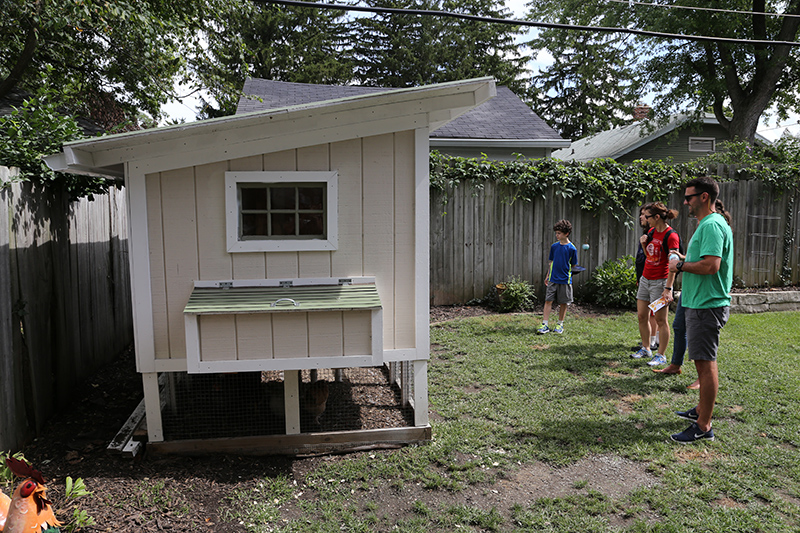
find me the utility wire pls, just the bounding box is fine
[605,0,800,20]
[256,0,800,46]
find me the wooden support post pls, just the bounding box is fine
[142,372,164,442]
[413,360,428,426]
[284,370,301,435]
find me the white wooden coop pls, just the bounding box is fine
[47,78,496,454]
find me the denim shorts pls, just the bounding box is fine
[686,307,730,361]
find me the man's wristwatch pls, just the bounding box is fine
[665,287,673,291]
[676,261,684,273]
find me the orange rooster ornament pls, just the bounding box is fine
[0,457,61,533]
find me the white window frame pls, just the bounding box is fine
[688,137,716,152]
[225,171,338,252]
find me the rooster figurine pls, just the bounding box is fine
[0,457,61,533]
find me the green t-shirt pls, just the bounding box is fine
[681,212,734,309]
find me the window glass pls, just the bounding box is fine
[299,213,324,235]
[299,187,324,210]
[270,187,296,210]
[238,183,325,239]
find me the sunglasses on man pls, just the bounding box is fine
[684,192,704,202]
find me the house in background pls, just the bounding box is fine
[553,109,770,163]
[238,79,569,160]
[46,77,496,454]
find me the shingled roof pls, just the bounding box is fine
[237,79,565,143]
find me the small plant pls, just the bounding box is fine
[62,476,95,532]
[583,255,637,308]
[0,451,27,488]
[494,276,536,312]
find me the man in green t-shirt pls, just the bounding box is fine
[668,176,734,444]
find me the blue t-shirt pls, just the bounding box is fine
[548,241,578,284]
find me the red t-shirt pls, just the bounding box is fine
[642,227,680,280]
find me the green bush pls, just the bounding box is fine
[495,276,536,312]
[583,255,637,308]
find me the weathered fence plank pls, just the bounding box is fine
[430,180,799,306]
[0,169,132,452]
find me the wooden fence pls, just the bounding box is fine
[430,179,800,305]
[0,166,132,451]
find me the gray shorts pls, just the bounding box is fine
[545,283,573,305]
[637,276,667,302]
[686,307,730,361]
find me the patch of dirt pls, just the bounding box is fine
[430,301,624,324]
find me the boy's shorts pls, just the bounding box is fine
[637,276,666,302]
[686,307,729,361]
[545,283,573,305]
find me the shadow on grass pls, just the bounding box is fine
[511,417,681,448]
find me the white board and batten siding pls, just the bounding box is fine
[141,131,422,373]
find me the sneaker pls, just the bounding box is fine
[676,406,699,422]
[536,324,550,335]
[670,422,714,444]
[552,324,564,334]
[647,354,667,366]
[630,347,650,359]
[650,341,659,351]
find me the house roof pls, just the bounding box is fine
[552,113,770,162]
[237,79,568,149]
[1,88,105,137]
[45,78,496,179]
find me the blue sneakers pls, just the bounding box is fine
[676,406,699,422]
[647,354,667,366]
[552,324,564,334]
[671,422,714,443]
[536,323,550,334]
[630,347,650,359]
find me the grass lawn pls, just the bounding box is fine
[227,310,800,532]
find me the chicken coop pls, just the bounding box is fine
[47,78,496,454]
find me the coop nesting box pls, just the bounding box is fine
[47,78,496,454]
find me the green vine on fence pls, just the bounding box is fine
[430,137,800,226]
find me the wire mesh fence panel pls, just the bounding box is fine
[158,366,415,441]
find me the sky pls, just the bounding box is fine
[161,0,800,141]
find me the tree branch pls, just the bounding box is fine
[0,25,39,100]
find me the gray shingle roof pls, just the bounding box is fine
[432,86,562,140]
[552,113,771,161]
[237,79,564,141]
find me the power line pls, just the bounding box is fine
[256,0,800,47]
[605,0,800,20]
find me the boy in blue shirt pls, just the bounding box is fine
[537,219,578,334]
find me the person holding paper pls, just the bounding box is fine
[629,202,680,366]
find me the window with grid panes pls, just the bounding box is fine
[239,183,326,240]
[225,171,338,253]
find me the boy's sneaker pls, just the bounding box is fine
[552,324,564,334]
[536,324,550,334]
[650,341,659,351]
[647,354,667,366]
[676,406,699,422]
[630,347,650,359]
[670,422,714,444]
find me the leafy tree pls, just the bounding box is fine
[352,0,530,94]
[1,0,220,127]
[528,30,642,139]
[197,0,356,117]
[0,78,110,199]
[525,0,800,143]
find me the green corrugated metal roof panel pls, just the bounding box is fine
[184,284,382,314]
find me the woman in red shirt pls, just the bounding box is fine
[630,202,680,366]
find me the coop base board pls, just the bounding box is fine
[146,425,432,456]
